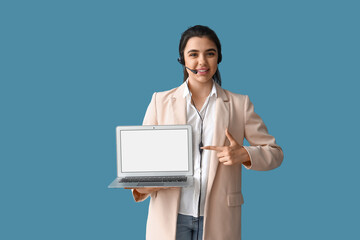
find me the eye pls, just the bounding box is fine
[189,53,198,57]
[207,52,215,56]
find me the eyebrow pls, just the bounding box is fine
[187,48,217,53]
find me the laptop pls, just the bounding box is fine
[108,125,194,188]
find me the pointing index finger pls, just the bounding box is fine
[201,146,223,151]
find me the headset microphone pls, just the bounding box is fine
[185,67,198,74]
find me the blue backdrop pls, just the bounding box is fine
[1,0,359,239]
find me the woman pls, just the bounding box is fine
[130,25,283,240]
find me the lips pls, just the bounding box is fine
[197,68,209,74]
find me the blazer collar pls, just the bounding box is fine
[170,81,229,122]
[172,81,228,102]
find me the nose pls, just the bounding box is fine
[198,53,207,66]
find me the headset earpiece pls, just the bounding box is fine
[177,56,185,65]
[177,57,182,65]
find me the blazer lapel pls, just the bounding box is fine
[170,82,187,124]
[206,84,229,197]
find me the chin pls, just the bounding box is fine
[189,75,213,84]
[197,76,213,83]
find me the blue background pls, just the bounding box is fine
[1,0,359,239]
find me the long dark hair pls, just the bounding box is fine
[178,25,222,86]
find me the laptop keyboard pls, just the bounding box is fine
[119,176,187,183]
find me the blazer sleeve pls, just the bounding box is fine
[131,92,158,202]
[242,95,284,171]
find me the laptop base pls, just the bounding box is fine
[108,177,193,188]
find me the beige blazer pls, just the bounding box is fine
[132,82,283,240]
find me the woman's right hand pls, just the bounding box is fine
[133,187,163,194]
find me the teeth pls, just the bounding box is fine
[198,70,208,72]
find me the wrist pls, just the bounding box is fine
[241,147,251,166]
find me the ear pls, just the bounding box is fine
[217,53,222,63]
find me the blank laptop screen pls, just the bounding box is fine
[120,129,189,172]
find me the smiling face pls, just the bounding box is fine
[183,36,218,85]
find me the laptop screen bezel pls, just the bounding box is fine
[116,125,193,177]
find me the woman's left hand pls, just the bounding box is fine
[201,128,251,166]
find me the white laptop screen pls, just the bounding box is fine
[120,129,189,173]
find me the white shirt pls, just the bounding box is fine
[178,80,217,217]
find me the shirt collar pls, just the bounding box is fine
[183,78,217,99]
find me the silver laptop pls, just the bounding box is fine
[108,125,194,188]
